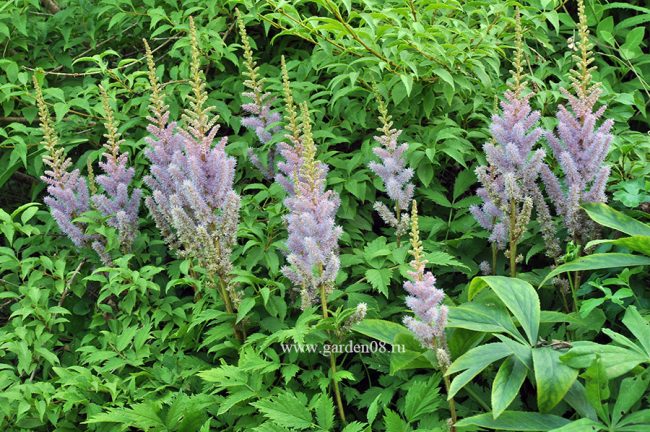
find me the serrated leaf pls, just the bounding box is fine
[314,394,334,431]
[404,377,442,422]
[365,268,392,297]
[251,392,313,430]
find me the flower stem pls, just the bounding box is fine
[509,198,517,278]
[218,277,242,341]
[491,244,497,275]
[443,373,457,431]
[320,284,347,424]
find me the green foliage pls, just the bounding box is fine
[0,0,649,430]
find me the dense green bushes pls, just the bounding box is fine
[0,0,649,430]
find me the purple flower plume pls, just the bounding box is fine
[470,13,560,258]
[402,201,448,351]
[91,86,141,251]
[368,96,414,235]
[142,26,241,306]
[540,2,613,243]
[281,101,342,309]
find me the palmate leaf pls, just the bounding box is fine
[468,276,540,345]
[448,302,526,345]
[446,342,513,399]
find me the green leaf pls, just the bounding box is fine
[434,68,454,90]
[548,418,605,432]
[492,356,527,419]
[236,297,256,323]
[383,408,408,432]
[456,411,570,431]
[532,348,579,412]
[540,254,650,286]
[448,303,525,344]
[314,394,334,431]
[452,169,475,200]
[352,319,410,345]
[469,276,540,345]
[622,306,650,355]
[582,356,609,422]
[560,342,647,379]
[612,370,650,426]
[404,377,442,422]
[447,342,512,398]
[582,203,650,236]
[365,268,392,297]
[587,236,650,256]
[251,392,313,430]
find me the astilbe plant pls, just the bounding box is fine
[280,100,342,310]
[91,85,141,252]
[403,200,456,430]
[540,0,613,246]
[276,68,346,422]
[236,9,282,179]
[34,75,90,249]
[34,76,112,265]
[368,93,414,241]
[470,11,559,276]
[142,20,241,317]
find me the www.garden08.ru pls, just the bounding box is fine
[280,341,406,356]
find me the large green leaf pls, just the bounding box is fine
[447,342,512,399]
[447,303,525,344]
[587,236,650,256]
[583,202,650,236]
[560,342,647,379]
[491,356,527,419]
[533,348,579,412]
[540,254,650,286]
[469,276,540,345]
[455,411,571,431]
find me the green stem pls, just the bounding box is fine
[443,374,457,432]
[218,277,242,341]
[508,199,517,278]
[320,284,347,424]
[491,244,497,275]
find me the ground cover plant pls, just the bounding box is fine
[1,0,649,430]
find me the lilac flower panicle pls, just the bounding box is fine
[541,0,613,243]
[34,76,91,248]
[470,12,560,258]
[91,86,141,250]
[142,24,241,307]
[281,100,342,309]
[237,10,282,179]
[402,201,448,350]
[34,77,116,266]
[368,95,414,236]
